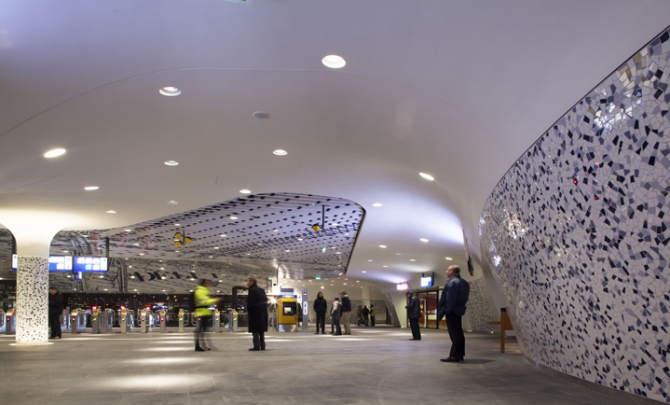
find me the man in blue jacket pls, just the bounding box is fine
[437,265,470,363]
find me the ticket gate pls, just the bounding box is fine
[178,310,186,332]
[228,310,238,333]
[5,310,16,335]
[60,311,70,333]
[0,310,5,333]
[212,310,220,333]
[70,309,87,334]
[91,308,102,334]
[119,308,130,333]
[158,309,166,333]
[139,309,149,333]
[103,309,115,333]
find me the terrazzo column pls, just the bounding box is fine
[16,256,49,344]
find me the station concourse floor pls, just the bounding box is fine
[0,326,641,405]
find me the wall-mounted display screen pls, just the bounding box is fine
[420,276,433,288]
[49,255,73,272]
[73,256,108,272]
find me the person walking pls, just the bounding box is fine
[48,287,64,339]
[369,304,376,327]
[331,297,342,335]
[340,291,352,335]
[362,305,370,327]
[194,279,220,351]
[246,277,268,351]
[313,292,327,334]
[437,265,470,362]
[406,292,421,341]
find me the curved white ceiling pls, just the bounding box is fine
[1,0,669,285]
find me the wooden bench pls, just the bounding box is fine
[488,308,513,353]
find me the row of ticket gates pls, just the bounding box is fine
[0,308,243,335]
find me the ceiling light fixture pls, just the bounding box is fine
[164,160,179,166]
[419,172,435,181]
[322,55,346,69]
[44,148,66,158]
[362,271,367,273]
[174,223,180,226]
[125,229,132,232]
[372,202,383,207]
[410,259,416,262]
[167,200,178,205]
[159,86,181,96]
[106,210,116,214]
[445,257,453,261]
[239,189,251,194]
[253,111,269,119]
[273,149,288,156]
[379,245,387,249]
[420,238,429,243]
[229,216,237,220]
[220,234,227,237]
[84,186,99,191]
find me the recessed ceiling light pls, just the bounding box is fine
[362,271,367,273]
[379,245,387,249]
[297,238,303,241]
[106,210,116,214]
[419,172,435,181]
[229,216,237,220]
[174,223,180,226]
[239,189,251,194]
[372,202,383,207]
[285,249,290,252]
[322,55,346,69]
[125,229,132,232]
[62,250,68,253]
[133,243,139,246]
[383,265,388,268]
[130,276,135,279]
[410,259,416,262]
[175,250,180,253]
[84,186,99,191]
[273,229,278,232]
[139,253,144,256]
[164,160,179,166]
[167,200,178,205]
[445,257,453,261]
[220,234,227,237]
[356,281,360,283]
[253,111,269,119]
[420,238,429,243]
[273,149,288,156]
[159,86,181,96]
[368,259,373,262]
[336,252,341,255]
[44,148,66,158]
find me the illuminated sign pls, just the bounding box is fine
[49,256,73,272]
[420,276,433,288]
[396,283,409,291]
[11,254,17,271]
[73,256,108,272]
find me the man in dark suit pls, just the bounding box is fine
[246,277,268,351]
[405,292,421,340]
[437,265,470,362]
[48,287,64,339]
[340,291,352,335]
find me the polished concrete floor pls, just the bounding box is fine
[0,326,643,405]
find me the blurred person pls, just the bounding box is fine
[194,279,221,351]
[406,292,421,341]
[369,304,376,327]
[330,297,342,335]
[313,291,327,334]
[340,291,352,335]
[362,305,370,327]
[48,287,64,339]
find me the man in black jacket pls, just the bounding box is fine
[405,292,421,340]
[48,287,64,339]
[313,292,327,334]
[246,277,268,351]
[340,291,352,335]
[437,265,470,362]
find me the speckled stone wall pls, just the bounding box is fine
[464,278,499,334]
[16,257,49,343]
[480,27,670,402]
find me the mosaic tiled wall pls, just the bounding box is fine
[16,257,49,343]
[480,27,670,403]
[464,278,499,334]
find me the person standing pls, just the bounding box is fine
[340,291,352,335]
[48,287,64,339]
[437,265,470,362]
[369,304,376,327]
[194,279,220,351]
[330,297,342,335]
[362,305,370,327]
[313,291,327,334]
[246,277,268,351]
[406,292,421,341]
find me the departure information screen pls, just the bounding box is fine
[49,256,73,272]
[73,256,108,272]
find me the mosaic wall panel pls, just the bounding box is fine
[464,278,499,334]
[16,257,49,343]
[480,27,670,403]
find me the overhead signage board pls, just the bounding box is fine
[49,256,73,272]
[73,256,108,272]
[396,282,409,291]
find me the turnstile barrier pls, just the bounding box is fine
[91,308,102,334]
[119,308,130,333]
[178,309,186,332]
[158,309,166,333]
[228,310,238,333]
[70,309,87,334]
[60,310,70,333]
[5,310,16,335]
[104,309,115,333]
[212,310,220,333]
[0,310,5,333]
[139,309,149,333]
